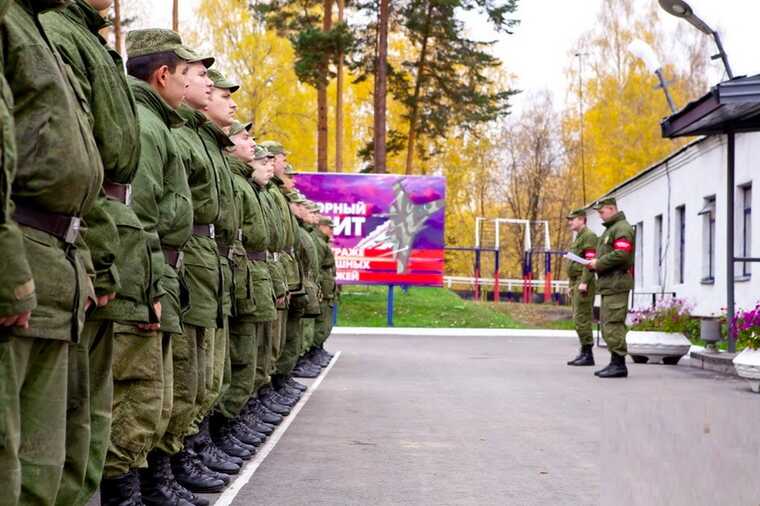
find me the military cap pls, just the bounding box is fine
[319,217,335,228]
[253,145,271,161]
[259,140,289,156]
[592,196,617,210]
[228,121,253,138]
[287,190,307,204]
[126,29,214,67]
[305,201,320,213]
[284,163,296,175]
[208,69,240,93]
[566,208,587,220]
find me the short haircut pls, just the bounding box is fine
[127,51,182,82]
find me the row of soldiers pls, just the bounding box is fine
[1,1,339,505]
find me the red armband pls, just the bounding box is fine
[613,238,633,253]
[583,248,596,259]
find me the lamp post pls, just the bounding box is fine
[628,39,677,113]
[658,0,734,79]
[575,52,588,204]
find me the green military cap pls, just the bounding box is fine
[228,121,253,137]
[284,163,296,175]
[287,190,306,204]
[306,202,320,213]
[259,140,289,156]
[566,208,587,219]
[208,68,240,93]
[126,29,214,67]
[253,145,270,161]
[592,196,617,210]
[319,216,335,227]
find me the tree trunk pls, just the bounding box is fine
[335,0,345,172]
[316,0,333,172]
[373,0,390,173]
[113,0,123,56]
[404,1,433,175]
[172,0,179,32]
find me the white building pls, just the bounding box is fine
[586,133,758,317]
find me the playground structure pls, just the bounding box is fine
[445,217,568,304]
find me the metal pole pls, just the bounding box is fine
[575,52,588,203]
[386,284,395,327]
[332,302,338,326]
[727,132,736,352]
[494,250,501,303]
[712,31,734,80]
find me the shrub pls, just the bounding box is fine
[732,304,760,350]
[630,298,700,341]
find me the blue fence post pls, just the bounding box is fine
[386,284,395,327]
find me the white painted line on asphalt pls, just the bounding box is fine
[214,351,342,506]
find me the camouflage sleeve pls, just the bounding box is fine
[580,232,597,285]
[0,77,36,316]
[595,227,634,274]
[82,193,121,296]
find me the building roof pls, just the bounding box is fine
[661,74,760,138]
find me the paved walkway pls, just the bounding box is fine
[219,333,760,506]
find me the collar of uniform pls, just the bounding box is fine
[271,175,285,187]
[177,104,208,129]
[201,121,234,148]
[65,0,109,34]
[227,155,253,178]
[603,211,626,228]
[129,76,185,129]
[19,0,68,14]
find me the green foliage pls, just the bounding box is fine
[630,299,700,342]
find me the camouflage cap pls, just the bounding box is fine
[252,145,271,161]
[208,68,240,93]
[592,196,617,210]
[305,201,320,213]
[228,121,253,138]
[126,29,215,67]
[319,216,335,228]
[566,208,587,220]
[287,190,307,204]
[284,163,296,175]
[259,140,289,156]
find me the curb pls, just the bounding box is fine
[332,327,597,339]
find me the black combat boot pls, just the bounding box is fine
[171,448,226,495]
[567,344,595,366]
[292,362,320,378]
[231,417,265,446]
[139,449,193,506]
[286,377,307,392]
[210,413,255,460]
[171,479,210,506]
[308,347,331,367]
[595,353,628,378]
[250,398,284,424]
[241,408,275,435]
[100,470,143,506]
[195,418,243,474]
[259,390,291,415]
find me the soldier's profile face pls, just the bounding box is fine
[597,205,617,222]
[161,62,189,110]
[230,131,254,163]
[568,216,585,232]
[184,63,213,109]
[205,88,237,128]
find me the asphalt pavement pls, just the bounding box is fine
[222,333,760,506]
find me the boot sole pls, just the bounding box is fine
[177,481,227,494]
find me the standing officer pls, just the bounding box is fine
[1,1,104,503]
[587,197,634,379]
[565,208,597,367]
[41,3,148,504]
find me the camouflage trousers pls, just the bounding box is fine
[313,301,334,349]
[104,327,172,478]
[301,319,315,354]
[55,320,114,506]
[268,310,286,378]
[218,321,265,418]
[192,321,229,428]
[601,291,630,357]
[276,310,304,376]
[254,320,274,394]
[0,336,68,506]
[155,324,204,455]
[570,282,595,347]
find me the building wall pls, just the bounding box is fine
[585,133,759,316]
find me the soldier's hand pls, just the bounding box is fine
[0,311,31,329]
[96,292,116,308]
[578,283,588,294]
[586,259,597,271]
[276,296,286,306]
[138,301,162,331]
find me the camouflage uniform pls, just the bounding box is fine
[0,1,104,503]
[41,3,149,503]
[567,219,598,348]
[313,222,337,349]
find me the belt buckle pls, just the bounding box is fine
[65,217,81,244]
[209,224,216,239]
[125,184,133,207]
[237,228,243,242]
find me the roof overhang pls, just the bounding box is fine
[661,74,760,138]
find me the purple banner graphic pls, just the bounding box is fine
[295,173,446,286]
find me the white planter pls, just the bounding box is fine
[733,348,760,393]
[626,331,692,365]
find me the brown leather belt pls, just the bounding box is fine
[247,251,267,262]
[193,224,215,238]
[217,244,231,258]
[103,181,132,205]
[14,204,81,244]
[163,248,184,269]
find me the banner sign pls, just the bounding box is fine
[295,173,446,286]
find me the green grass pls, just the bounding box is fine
[336,285,526,328]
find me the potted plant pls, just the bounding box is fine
[700,314,722,351]
[627,298,695,365]
[731,305,760,393]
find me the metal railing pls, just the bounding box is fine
[443,276,569,293]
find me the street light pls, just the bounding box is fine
[658,0,734,79]
[628,39,677,113]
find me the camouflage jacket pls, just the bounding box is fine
[313,228,337,301]
[567,226,597,286]
[595,211,635,295]
[256,181,287,304]
[2,0,103,341]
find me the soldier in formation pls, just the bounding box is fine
[0,3,338,505]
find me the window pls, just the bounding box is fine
[700,196,716,283]
[676,206,686,284]
[654,215,663,286]
[739,184,752,277]
[635,222,644,288]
